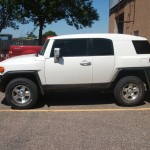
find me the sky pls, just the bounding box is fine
[2,0,110,38]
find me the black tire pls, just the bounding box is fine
[114,76,145,106]
[5,78,38,109]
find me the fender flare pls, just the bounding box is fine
[0,71,44,94]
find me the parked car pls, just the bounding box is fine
[8,36,53,58]
[0,34,150,109]
[0,36,53,61]
[8,45,42,58]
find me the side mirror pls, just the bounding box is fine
[54,48,60,63]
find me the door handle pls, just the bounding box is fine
[80,60,91,66]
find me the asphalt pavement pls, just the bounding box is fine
[0,92,150,150]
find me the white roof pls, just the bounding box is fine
[49,33,147,41]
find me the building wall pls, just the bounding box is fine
[109,0,150,41]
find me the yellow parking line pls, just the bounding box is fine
[0,108,150,112]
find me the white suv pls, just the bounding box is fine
[0,34,150,109]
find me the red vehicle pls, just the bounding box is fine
[0,45,42,61]
[8,45,42,58]
[8,37,53,58]
[0,36,52,61]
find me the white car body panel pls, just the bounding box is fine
[45,57,92,84]
[0,54,46,84]
[92,56,115,83]
[113,41,150,68]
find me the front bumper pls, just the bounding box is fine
[0,75,5,93]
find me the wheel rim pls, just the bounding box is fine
[12,85,31,104]
[122,83,140,101]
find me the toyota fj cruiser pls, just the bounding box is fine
[0,34,150,109]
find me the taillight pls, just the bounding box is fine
[9,50,13,54]
[0,54,4,58]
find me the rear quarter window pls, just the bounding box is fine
[132,40,150,54]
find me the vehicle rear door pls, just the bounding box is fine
[91,38,115,84]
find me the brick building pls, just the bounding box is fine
[109,0,150,41]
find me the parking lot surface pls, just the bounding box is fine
[0,92,150,150]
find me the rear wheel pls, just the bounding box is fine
[5,78,38,109]
[114,76,145,106]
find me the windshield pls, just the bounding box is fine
[38,39,50,56]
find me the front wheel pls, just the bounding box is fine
[114,76,145,106]
[5,78,38,109]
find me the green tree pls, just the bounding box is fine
[43,31,57,39]
[20,0,99,45]
[27,33,37,39]
[0,0,26,32]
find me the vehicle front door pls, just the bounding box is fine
[45,39,92,88]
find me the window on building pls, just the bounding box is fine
[115,13,124,34]
[134,30,139,36]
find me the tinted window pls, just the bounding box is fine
[133,40,150,54]
[92,39,114,56]
[50,39,89,57]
